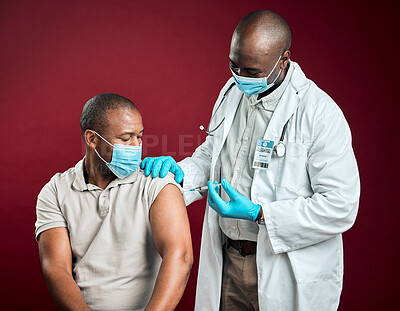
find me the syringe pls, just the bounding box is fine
[183,183,222,192]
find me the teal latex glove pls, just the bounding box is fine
[207,178,261,221]
[140,156,184,184]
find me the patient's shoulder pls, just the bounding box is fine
[135,169,183,208]
[38,161,82,197]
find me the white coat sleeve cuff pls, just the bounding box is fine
[179,160,207,206]
[262,203,288,254]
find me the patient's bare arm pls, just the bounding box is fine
[38,228,92,311]
[146,184,194,311]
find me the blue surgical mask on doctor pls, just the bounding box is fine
[93,131,142,178]
[230,55,282,96]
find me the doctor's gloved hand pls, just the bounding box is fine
[141,156,184,184]
[207,178,261,222]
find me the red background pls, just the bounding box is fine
[0,0,398,310]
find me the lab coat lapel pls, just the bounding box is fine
[252,62,309,191]
[208,87,242,231]
[210,87,242,171]
[262,84,301,142]
[262,62,309,142]
[222,88,242,141]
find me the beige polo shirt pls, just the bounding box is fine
[218,63,294,242]
[35,158,182,311]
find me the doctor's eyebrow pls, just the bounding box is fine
[121,129,144,135]
[229,58,261,73]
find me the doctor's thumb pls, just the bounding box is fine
[221,178,237,199]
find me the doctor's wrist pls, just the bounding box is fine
[255,205,264,223]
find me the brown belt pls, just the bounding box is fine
[228,238,257,256]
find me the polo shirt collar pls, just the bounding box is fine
[72,158,87,191]
[72,157,139,192]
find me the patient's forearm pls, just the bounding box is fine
[43,266,91,311]
[145,250,193,311]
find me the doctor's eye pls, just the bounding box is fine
[246,69,261,76]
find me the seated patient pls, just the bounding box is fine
[35,93,193,311]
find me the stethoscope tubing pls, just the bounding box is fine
[200,82,236,135]
[200,83,290,157]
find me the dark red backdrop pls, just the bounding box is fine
[0,0,398,310]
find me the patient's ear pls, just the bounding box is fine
[84,130,98,150]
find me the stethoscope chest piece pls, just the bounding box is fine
[274,142,286,157]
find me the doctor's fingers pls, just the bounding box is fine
[207,181,225,207]
[159,159,173,178]
[221,178,240,200]
[211,180,221,193]
[151,157,168,178]
[140,157,148,169]
[173,165,184,184]
[207,189,221,211]
[142,157,155,176]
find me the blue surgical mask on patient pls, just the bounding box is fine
[93,131,142,178]
[230,55,282,96]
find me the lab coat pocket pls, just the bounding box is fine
[287,235,343,283]
[275,142,309,190]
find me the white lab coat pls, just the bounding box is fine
[179,62,360,311]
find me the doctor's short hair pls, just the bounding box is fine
[236,10,292,52]
[80,93,137,141]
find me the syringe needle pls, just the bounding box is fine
[183,183,222,192]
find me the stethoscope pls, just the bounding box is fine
[199,82,236,136]
[199,82,289,158]
[273,120,288,158]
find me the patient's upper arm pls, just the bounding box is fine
[149,184,192,259]
[35,175,67,241]
[38,227,72,274]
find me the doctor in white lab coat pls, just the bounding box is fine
[141,10,360,311]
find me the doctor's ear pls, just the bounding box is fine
[281,50,291,69]
[84,130,98,150]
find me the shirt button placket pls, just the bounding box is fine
[99,190,109,217]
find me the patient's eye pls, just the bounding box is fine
[119,135,131,142]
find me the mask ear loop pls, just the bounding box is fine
[94,148,109,164]
[265,55,283,79]
[92,130,114,148]
[271,67,282,84]
[91,130,114,164]
[266,54,283,84]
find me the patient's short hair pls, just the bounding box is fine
[80,93,137,140]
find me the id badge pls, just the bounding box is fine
[253,139,274,170]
